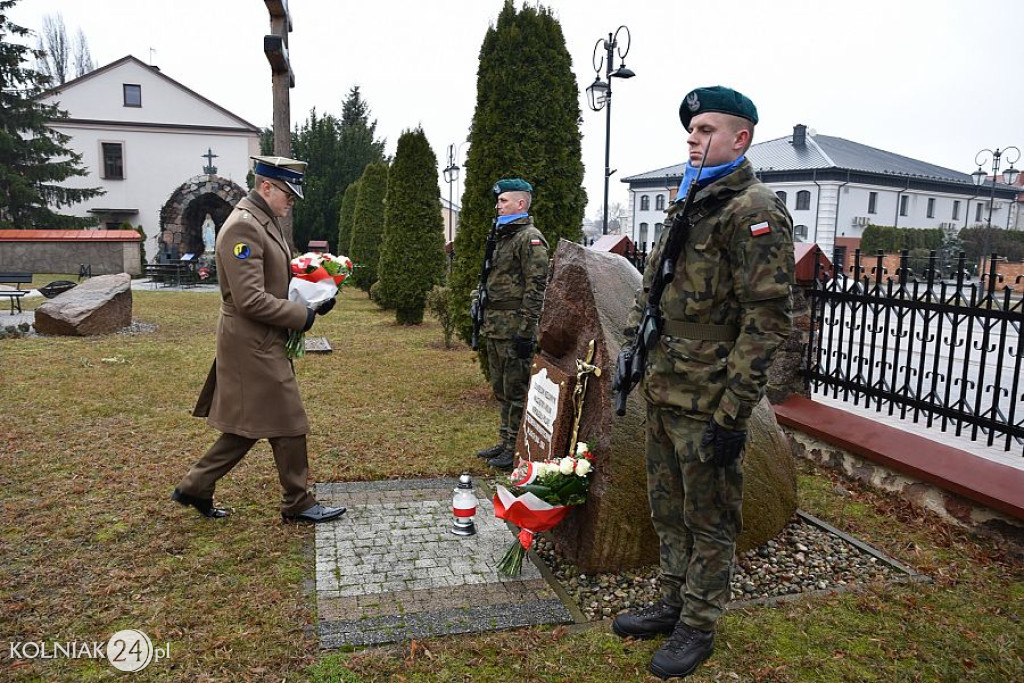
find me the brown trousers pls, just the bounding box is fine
[177,433,317,515]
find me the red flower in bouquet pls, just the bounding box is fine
[493,443,594,576]
[285,252,353,359]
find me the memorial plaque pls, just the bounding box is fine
[304,336,333,354]
[516,357,573,463]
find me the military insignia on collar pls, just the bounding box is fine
[233,242,251,259]
[749,221,771,237]
[686,92,700,112]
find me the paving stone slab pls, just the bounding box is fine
[314,478,572,648]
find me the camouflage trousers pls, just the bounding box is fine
[484,337,532,449]
[646,405,744,631]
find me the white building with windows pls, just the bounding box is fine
[40,55,261,260]
[623,124,1020,261]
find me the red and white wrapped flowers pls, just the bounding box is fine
[285,252,353,359]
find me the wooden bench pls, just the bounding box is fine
[0,271,32,315]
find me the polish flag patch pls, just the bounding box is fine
[530,239,543,246]
[749,221,771,237]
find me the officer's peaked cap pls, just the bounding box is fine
[252,155,307,199]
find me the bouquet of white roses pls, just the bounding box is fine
[493,442,595,576]
[285,252,353,359]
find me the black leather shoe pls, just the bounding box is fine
[171,488,229,519]
[649,622,715,680]
[282,503,346,524]
[476,443,505,459]
[611,600,681,639]
[486,449,515,470]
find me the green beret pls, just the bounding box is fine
[678,85,758,131]
[492,178,533,195]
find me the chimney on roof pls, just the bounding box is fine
[793,124,807,147]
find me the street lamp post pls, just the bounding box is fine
[586,26,635,236]
[443,144,460,245]
[971,146,1020,263]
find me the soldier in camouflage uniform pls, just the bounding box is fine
[611,87,794,680]
[474,178,549,469]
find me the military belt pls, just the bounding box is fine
[663,320,739,342]
[488,300,522,311]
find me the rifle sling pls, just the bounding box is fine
[487,300,521,311]
[662,320,739,342]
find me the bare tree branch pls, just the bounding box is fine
[36,13,70,85]
[72,28,94,78]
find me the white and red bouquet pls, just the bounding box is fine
[493,441,595,576]
[285,251,353,359]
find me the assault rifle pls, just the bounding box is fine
[611,138,712,416]
[470,217,499,351]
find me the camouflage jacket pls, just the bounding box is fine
[481,216,549,340]
[628,159,794,430]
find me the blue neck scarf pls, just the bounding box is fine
[676,155,746,200]
[496,212,529,226]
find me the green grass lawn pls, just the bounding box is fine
[0,289,1020,682]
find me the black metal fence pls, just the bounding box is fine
[806,249,1024,454]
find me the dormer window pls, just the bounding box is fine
[123,84,142,107]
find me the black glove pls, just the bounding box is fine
[700,418,747,467]
[316,297,336,316]
[512,334,535,360]
[302,308,316,332]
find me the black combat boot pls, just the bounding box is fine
[611,600,681,639]
[476,443,505,459]
[486,448,515,470]
[648,622,715,680]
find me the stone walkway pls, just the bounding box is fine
[313,479,573,648]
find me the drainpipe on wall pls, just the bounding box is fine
[893,177,910,229]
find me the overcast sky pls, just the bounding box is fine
[9,0,1023,221]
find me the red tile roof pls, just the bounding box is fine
[0,230,141,242]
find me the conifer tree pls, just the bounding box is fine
[291,87,385,252]
[0,0,103,228]
[349,162,388,293]
[449,0,586,343]
[337,179,359,256]
[377,128,445,325]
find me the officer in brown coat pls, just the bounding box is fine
[172,156,346,524]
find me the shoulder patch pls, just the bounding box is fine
[233,243,251,259]
[749,221,771,237]
[530,238,543,246]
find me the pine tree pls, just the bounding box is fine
[349,162,388,293]
[290,88,385,254]
[377,128,445,325]
[337,179,359,256]
[337,86,386,199]
[0,0,103,229]
[290,108,341,252]
[449,0,586,343]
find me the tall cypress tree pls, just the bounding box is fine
[349,162,388,293]
[336,179,359,256]
[377,127,445,325]
[0,0,103,229]
[450,0,586,343]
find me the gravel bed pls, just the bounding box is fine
[0,319,157,338]
[532,515,902,621]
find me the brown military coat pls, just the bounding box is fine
[193,192,311,438]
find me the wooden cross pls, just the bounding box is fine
[202,148,219,174]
